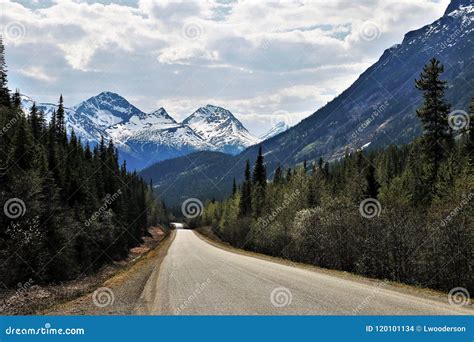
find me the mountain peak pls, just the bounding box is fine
[259,121,290,140]
[97,90,120,97]
[444,0,473,15]
[142,107,177,123]
[73,91,144,129]
[182,105,259,154]
[189,104,237,121]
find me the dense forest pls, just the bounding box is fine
[193,58,473,293]
[0,37,168,287]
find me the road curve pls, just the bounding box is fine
[136,229,473,315]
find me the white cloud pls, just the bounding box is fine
[18,66,56,82]
[3,0,449,134]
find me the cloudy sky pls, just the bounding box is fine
[1,0,449,136]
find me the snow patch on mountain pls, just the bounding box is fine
[20,94,99,144]
[20,94,264,169]
[183,104,260,154]
[72,91,143,131]
[259,122,290,140]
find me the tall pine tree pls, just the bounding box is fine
[0,36,10,107]
[415,58,452,175]
[239,160,252,216]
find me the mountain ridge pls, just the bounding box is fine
[21,92,260,169]
[140,0,474,207]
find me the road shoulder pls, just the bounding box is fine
[41,229,176,315]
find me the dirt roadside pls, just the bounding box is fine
[44,229,176,315]
[0,227,175,315]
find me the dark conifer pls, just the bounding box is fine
[415,59,452,165]
[273,164,282,184]
[0,36,10,107]
[252,145,266,188]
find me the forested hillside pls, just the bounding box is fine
[0,38,168,287]
[192,59,474,293]
[141,0,473,208]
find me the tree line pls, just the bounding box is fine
[0,37,168,287]
[192,58,473,293]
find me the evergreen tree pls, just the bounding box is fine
[12,89,21,108]
[232,177,237,196]
[252,147,266,217]
[286,168,292,182]
[55,95,67,143]
[11,116,34,170]
[415,58,452,192]
[466,97,474,166]
[273,164,283,184]
[318,157,324,170]
[0,42,169,288]
[0,36,9,106]
[198,60,473,295]
[239,160,252,216]
[252,145,266,188]
[28,102,44,140]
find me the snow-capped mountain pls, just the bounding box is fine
[21,95,57,121]
[259,122,290,140]
[106,107,215,169]
[20,93,261,169]
[183,105,260,154]
[20,95,99,144]
[72,91,142,130]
